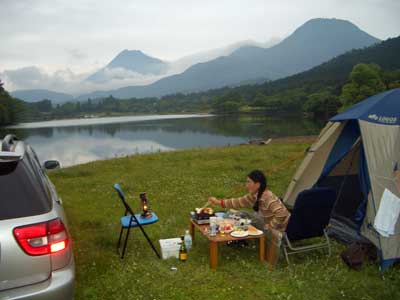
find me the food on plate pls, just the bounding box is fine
[231,229,245,235]
[248,227,258,234]
[247,226,263,235]
[220,223,233,233]
[202,207,214,215]
[195,207,214,215]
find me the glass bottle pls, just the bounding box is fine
[184,230,192,250]
[179,236,187,262]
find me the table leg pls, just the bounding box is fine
[209,241,218,269]
[259,235,265,262]
[189,221,195,243]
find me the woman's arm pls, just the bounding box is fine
[209,194,256,209]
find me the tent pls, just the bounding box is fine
[283,88,400,270]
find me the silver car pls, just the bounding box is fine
[0,135,75,300]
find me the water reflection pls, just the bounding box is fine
[0,115,324,167]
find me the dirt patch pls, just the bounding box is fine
[246,135,317,146]
[270,135,317,144]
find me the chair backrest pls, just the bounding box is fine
[114,183,135,216]
[286,187,336,241]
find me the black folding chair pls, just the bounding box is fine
[283,187,336,264]
[114,183,160,259]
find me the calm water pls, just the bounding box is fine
[2,114,324,167]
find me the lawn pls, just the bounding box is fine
[49,143,400,300]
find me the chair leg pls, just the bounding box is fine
[137,225,161,259]
[324,229,331,256]
[117,226,124,252]
[121,226,132,259]
[283,245,290,264]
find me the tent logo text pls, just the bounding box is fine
[368,114,397,124]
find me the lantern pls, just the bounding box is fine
[140,192,152,218]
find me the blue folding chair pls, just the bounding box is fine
[114,183,160,259]
[282,187,336,263]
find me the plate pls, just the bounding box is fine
[220,229,233,234]
[230,231,249,238]
[248,229,263,236]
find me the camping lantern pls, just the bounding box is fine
[140,192,152,218]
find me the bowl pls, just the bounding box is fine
[215,212,226,218]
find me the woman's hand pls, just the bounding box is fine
[208,196,220,206]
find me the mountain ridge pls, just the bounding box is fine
[77,18,380,100]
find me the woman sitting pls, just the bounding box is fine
[208,169,290,266]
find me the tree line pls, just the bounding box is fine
[21,63,399,121]
[0,80,25,125]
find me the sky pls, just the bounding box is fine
[0,0,399,94]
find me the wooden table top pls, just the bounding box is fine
[190,218,264,242]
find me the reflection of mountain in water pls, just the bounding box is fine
[1,115,323,167]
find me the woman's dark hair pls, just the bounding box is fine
[248,170,267,212]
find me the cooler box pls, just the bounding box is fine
[159,238,181,259]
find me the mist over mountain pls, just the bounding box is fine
[77,18,380,100]
[168,37,281,75]
[9,39,278,102]
[86,50,169,83]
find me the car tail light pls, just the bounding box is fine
[13,218,69,256]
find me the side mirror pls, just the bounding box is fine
[44,160,61,170]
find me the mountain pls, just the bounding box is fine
[11,89,73,103]
[77,18,380,100]
[86,50,169,83]
[84,40,278,88]
[168,37,281,75]
[263,35,400,93]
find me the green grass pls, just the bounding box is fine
[49,144,400,300]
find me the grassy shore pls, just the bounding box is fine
[49,143,400,300]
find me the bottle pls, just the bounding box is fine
[210,222,216,237]
[179,236,187,262]
[184,230,192,250]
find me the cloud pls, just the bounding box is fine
[1,0,398,73]
[0,65,167,95]
[66,48,88,61]
[1,66,86,94]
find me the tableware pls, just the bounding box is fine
[230,231,249,238]
[248,228,263,236]
[215,212,226,219]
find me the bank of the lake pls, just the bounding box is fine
[49,143,400,300]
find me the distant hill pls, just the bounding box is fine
[168,37,281,75]
[77,18,380,100]
[86,50,169,83]
[263,35,400,94]
[11,89,73,103]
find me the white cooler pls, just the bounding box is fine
[159,238,181,259]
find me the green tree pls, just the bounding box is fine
[252,92,268,107]
[212,90,243,113]
[0,79,26,125]
[303,89,341,118]
[340,63,386,110]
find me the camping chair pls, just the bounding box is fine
[114,183,160,259]
[282,187,336,264]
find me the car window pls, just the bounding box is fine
[25,146,53,200]
[0,158,52,220]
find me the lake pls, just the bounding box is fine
[2,114,324,167]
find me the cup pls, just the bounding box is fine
[209,216,217,225]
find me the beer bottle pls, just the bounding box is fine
[179,236,187,262]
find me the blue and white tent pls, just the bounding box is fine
[284,88,400,270]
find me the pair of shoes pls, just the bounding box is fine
[226,240,249,248]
